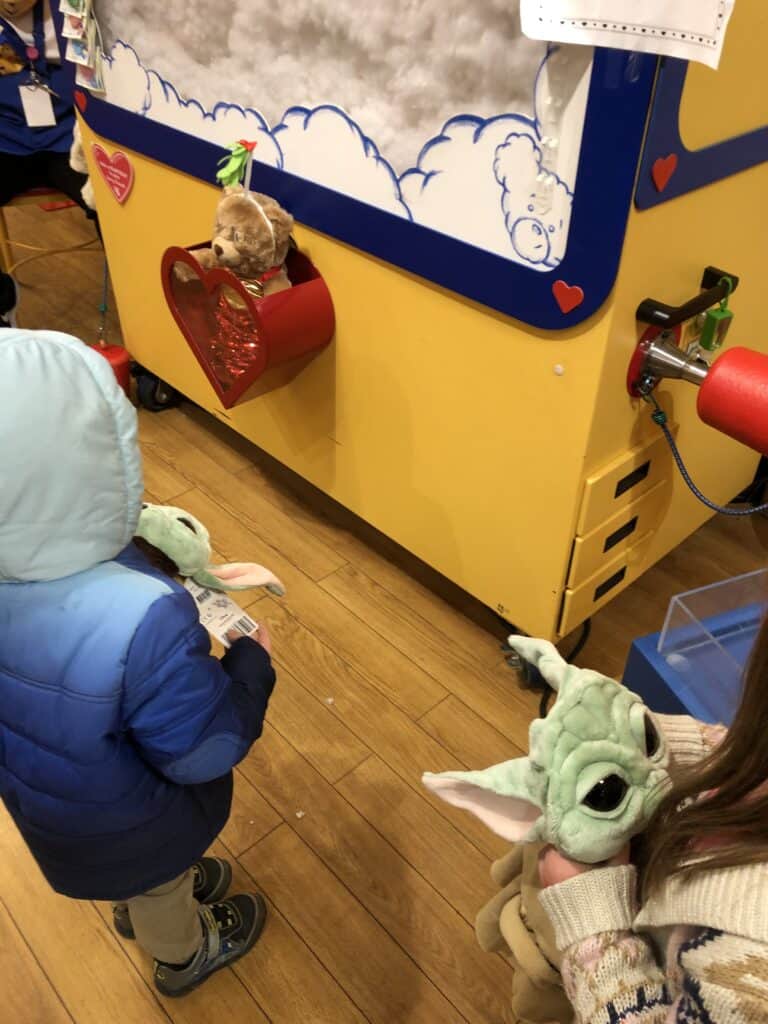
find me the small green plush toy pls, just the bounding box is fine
[136,503,285,597]
[423,636,670,864]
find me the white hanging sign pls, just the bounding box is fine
[520,0,736,69]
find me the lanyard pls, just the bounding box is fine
[1,2,47,79]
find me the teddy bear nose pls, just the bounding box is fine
[213,243,223,256]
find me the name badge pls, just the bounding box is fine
[19,83,56,127]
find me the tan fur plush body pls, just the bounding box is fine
[180,186,294,296]
[68,121,96,210]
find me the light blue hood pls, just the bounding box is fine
[0,330,143,582]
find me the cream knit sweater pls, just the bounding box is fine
[539,715,768,1023]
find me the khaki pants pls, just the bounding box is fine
[113,870,203,964]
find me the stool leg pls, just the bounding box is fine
[0,208,12,274]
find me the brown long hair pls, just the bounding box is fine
[642,611,768,895]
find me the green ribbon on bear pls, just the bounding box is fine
[216,140,258,190]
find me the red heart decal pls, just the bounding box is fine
[552,280,584,315]
[91,143,134,204]
[652,153,678,192]
[74,89,87,112]
[160,245,334,408]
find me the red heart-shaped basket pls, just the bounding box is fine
[160,245,335,408]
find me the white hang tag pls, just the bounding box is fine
[184,580,260,648]
[19,84,56,128]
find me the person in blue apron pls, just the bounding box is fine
[0,0,92,326]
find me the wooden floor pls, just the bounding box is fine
[2,203,767,1024]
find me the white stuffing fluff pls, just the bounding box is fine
[93,3,594,266]
[97,0,547,173]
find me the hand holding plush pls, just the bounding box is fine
[423,637,670,863]
[136,503,285,597]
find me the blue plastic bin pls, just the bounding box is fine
[622,569,767,725]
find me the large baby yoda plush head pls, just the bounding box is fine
[212,186,293,279]
[136,503,285,596]
[423,636,670,864]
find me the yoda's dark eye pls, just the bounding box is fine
[644,714,660,757]
[178,518,197,532]
[582,775,628,812]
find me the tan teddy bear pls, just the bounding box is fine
[178,186,294,298]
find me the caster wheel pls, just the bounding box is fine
[135,372,182,412]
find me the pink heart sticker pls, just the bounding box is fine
[92,143,134,204]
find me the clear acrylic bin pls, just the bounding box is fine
[657,568,767,722]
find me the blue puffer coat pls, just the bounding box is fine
[0,330,276,900]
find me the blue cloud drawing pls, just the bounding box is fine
[94,39,584,264]
[272,105,411,219]
[493,133,572,268]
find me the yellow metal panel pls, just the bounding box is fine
[581,0,768,615]
[78,0,768,644]
[679,0,768,151]
[560,533,655,635]
[79,121,613,639]
[568,480,669,587]
[576,433,674,535]
[581,146,766,597]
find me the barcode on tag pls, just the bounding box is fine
[232,616,257,635]
[193,588,213,604]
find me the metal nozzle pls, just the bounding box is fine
[641,336,710,388]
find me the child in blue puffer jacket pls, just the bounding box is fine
[0,329,277,997]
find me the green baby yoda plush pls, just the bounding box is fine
[423,635,670,864]
[136,503,285,596]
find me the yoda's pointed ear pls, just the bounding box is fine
[195,563,286,597]
[506,635,570,693]
[422,758,543,843]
